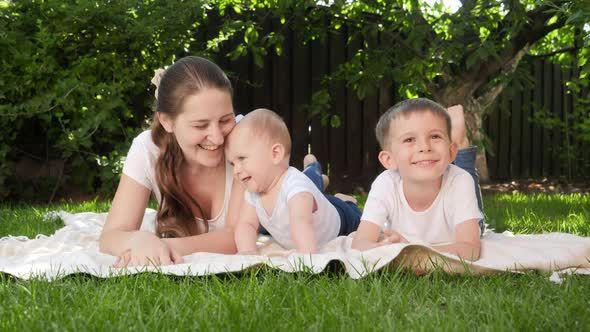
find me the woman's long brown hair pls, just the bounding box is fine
[151,56,233,238]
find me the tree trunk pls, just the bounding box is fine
[463,97,490,183]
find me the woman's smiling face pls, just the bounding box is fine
[160,87,235,168]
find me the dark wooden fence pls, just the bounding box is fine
[216,28,589,189]
[485,59,590,180]
[217,25,392,190]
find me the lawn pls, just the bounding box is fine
[1,193,589,330]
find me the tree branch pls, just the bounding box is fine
[528,45,577,58]
[476,46,528,110]
[459,1,568,97]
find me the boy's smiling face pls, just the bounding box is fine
[379,110,458,185]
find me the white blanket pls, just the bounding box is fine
[1,209,589,281]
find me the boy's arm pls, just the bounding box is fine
[352,174,393,251]
[434,170,483,261]
[351,221,384,251]
[234,201,261,255]
[288,192,317,254]
[432,219,481,261]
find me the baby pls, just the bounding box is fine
[226,109,361,254]
[352,98,483,261]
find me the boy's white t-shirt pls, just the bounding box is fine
[244,167,341,249]
[361,164,483,245]
[122,130,233,231]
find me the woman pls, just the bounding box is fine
[100,56,245,267]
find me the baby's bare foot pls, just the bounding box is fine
[304,153,330,190]
[447,105,470,149]
[303,154,317,169]
[334,193,357,204]
[322,174,330,190]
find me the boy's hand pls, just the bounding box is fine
[380,229,409,245]
[352,220,383,251]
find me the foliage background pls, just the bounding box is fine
[1,0,212,200]
[1,0,588,201]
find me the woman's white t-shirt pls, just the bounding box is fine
[122,130,233,231]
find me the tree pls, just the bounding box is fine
[209,0,590,180]
[2,0,587,199]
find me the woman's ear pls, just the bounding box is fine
[271,143,286,164]
[157,112,174,133]
[378,150,397,170]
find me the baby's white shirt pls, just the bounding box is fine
[244,167,341,249]
[122,130,233,231]
[361,164,483,244]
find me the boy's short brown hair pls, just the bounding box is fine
[375,98,451,149]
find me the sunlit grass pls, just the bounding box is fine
[1,193,589,330]
[483,193,590,235]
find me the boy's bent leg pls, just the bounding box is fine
[453,145,486,234]
[303,161,324,192]
[326,195,362,236]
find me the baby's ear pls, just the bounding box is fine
[271,143,286,164]
[378,150,397,170]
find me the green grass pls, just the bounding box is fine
[1,193,589,330]
[484,193,590,235]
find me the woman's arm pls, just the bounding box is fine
[99,174,153,256]
[162,177,246,255]
[162,229,238,255]
[100,174,183,266]
[432,219,481,261]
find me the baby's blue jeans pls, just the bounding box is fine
[302,161,362,236]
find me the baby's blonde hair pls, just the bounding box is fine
[239,108,292,159]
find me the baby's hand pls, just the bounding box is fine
[379,229,409,245]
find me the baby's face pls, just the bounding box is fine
[385,110,457,184]
[225,125,277,193]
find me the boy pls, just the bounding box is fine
[226,109,361,254]
[351,98,483,261]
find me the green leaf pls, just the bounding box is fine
[330,115,341,128]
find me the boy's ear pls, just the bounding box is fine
[270,143,286,164]
[157,112,174,133]
[449,142,459,162]
[378,150,397,170]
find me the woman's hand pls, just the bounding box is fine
[113,231,183,267]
